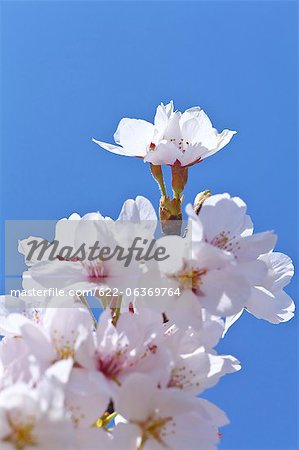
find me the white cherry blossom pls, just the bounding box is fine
[0,380,74,450]
[19,196,156,266]
[64,368,112,428]
[0,336,35,389]
[163,325,241,394]
[20,197,157,300]
[186,193,277,263]
[93,101,236,167]
[224,252,295,332]
[77,309,172,390]
[113,373,228,450]
[13,307,93,371]
[246,252,295,322]
[0,295,46,337]
[140,236,252,316]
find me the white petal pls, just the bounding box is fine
[115,373,158,422]
[118,196,157,222]
[162,112,182,142]
[144,141,181,165]
[177,144,205,166]
[181,109,217,148]
[199,194,247,242]
[154,101,174,132]
[215,129,237,151]
[92,138,128,156]
[114,118,154,157]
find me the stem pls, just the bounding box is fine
[78,294,97,329]
[171,164,188,198]
[159,196,183,236]
[150,163,167,197]
[138,438,146,450]
[111,295,122,326]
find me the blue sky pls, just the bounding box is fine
[1,1,298,448]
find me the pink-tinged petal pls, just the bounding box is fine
[20,321,56,362]
[196,397,230,427]
[0,312,32,337]
[237,260,268,286]
[261,252,294,289]
[246,286,295,323]
[75,427,111,450]
[201,267,251,316]
[45,360,73,385]
[236,231,277,261]
[115,373,158,422]
[192,241,234,270]
[198,194,247,243]
[108,423,140,450]
[65,368,111,427]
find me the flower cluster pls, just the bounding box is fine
[0,102,294,449]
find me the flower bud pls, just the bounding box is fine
[193,190,211,214]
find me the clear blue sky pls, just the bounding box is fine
[1,1,298,448]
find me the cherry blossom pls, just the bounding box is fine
[113,373,229,450]
[163,324,241,394]
[77,309,172,390]
[186,193,277,263]
[0,376,74,450]
[140,236,252,316]
[224,252,295,333]
[10,308,93,372]
[19,197,157,303]
[93,101,236,167]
